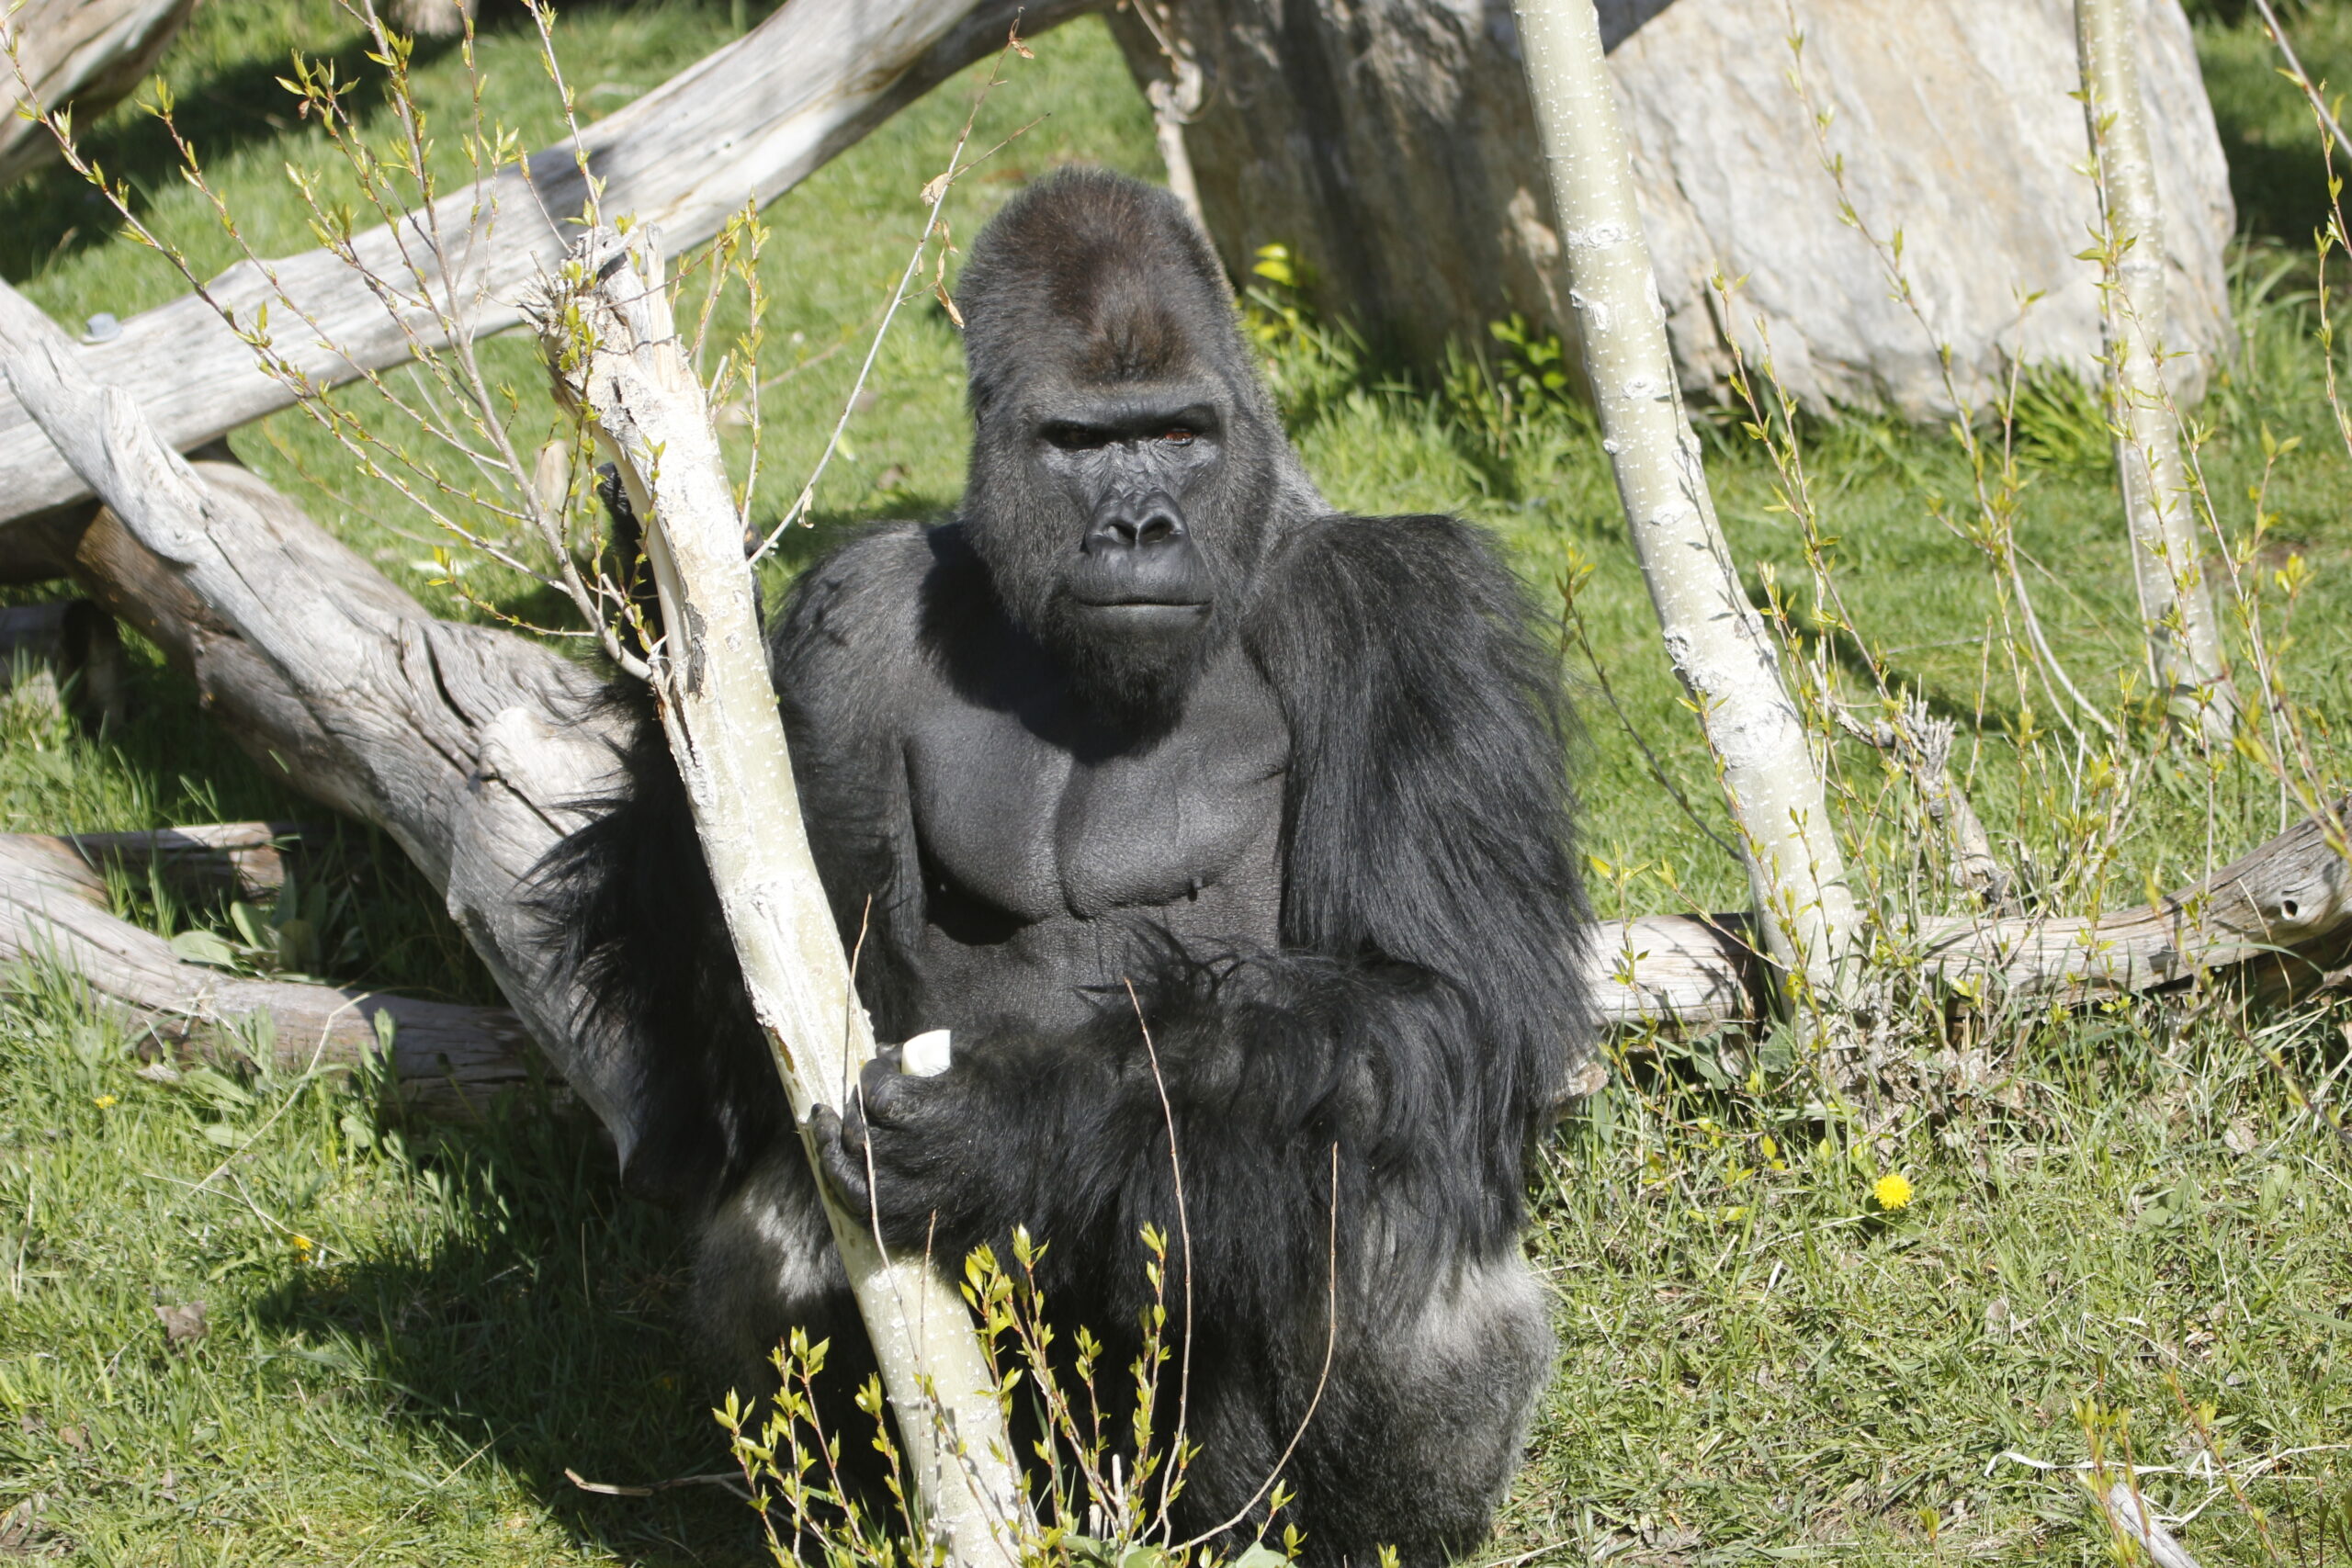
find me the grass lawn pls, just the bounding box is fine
[3,0,2352,1562]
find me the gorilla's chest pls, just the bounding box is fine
[903,657,1289,938]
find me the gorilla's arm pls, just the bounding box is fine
[820,515,1589,1319]
[1251,513,1590,1195]
[537,524,931,1210]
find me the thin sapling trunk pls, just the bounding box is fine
[2077,0,2240,747]
[1508,0,1860,1004]
[532,228,1021,1568]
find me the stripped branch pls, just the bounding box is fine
[0,831,533,1115]
[0,0,1095,533]
[533,225,1022,1568]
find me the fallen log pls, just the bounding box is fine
[0,279,644,1142]
[0,0,1097,536]
[0,0,198,187]
[55,820,320,902]
[0,832,535,1114]
[1596,807,2352,1031]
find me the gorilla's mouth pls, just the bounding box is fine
[1069,598,1212,629]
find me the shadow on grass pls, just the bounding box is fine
[247,1101,772,1566]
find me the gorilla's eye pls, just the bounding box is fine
[1159,427,1198,446]
[1041,423,1112,452]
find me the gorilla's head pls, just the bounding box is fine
[955,169,1306,732]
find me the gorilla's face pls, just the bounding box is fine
[954,172,1292,733]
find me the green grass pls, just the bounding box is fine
[4,1,2352,1562]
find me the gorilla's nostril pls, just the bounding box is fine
[1138,516,1178,546]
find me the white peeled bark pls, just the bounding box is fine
[535,230,1018,1568]
[1510,0,1858,998]
[2077,0,2239,746]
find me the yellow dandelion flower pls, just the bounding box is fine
[92,1094,118,1110]
[291,1234,315,1257]
[1873,1172,1914,1211]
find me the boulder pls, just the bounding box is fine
[1114,0,2233,415]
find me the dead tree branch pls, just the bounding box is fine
[0,0,1097,535]
[0,277,644,1139]
[537,224,1022,1568]
[0,0,196,186]
[57,820,321,903]
[0,831,532,1114]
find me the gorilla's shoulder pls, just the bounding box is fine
[1248,513,1530,654]
[770,521,989,683]
[772,522,935,655]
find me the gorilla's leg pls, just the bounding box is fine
[1171,1250,1552,1568]
[693,1141,878,1431]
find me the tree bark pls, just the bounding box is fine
[0,0,1097,533]
[1512,0,1859,1001]
[0,0,197,186]
[536,228,1021,1568]
[2078,0,2240,746]
[1119,0,2231,419]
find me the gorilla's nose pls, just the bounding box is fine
[1084,494,1186,554]
[1070,491,1209,609]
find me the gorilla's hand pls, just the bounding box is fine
[812,1044,967,1244]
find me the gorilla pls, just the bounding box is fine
[549,168,1590,1566]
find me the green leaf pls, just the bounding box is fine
[228,900,268,950]
[169,929,242,969]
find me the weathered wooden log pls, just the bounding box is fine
[1606,803,2352,1031]
[56,820,319,902]
[0,281,647,1143]
[0,0,1096,532]
[0,0,197,187]
[0,832,534,1114]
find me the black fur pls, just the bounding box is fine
[543,168,1591,1567]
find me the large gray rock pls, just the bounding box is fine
[1114,0,2233,416]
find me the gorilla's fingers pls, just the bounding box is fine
[810,1104,872,1214]
[856,1054,915,1126]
